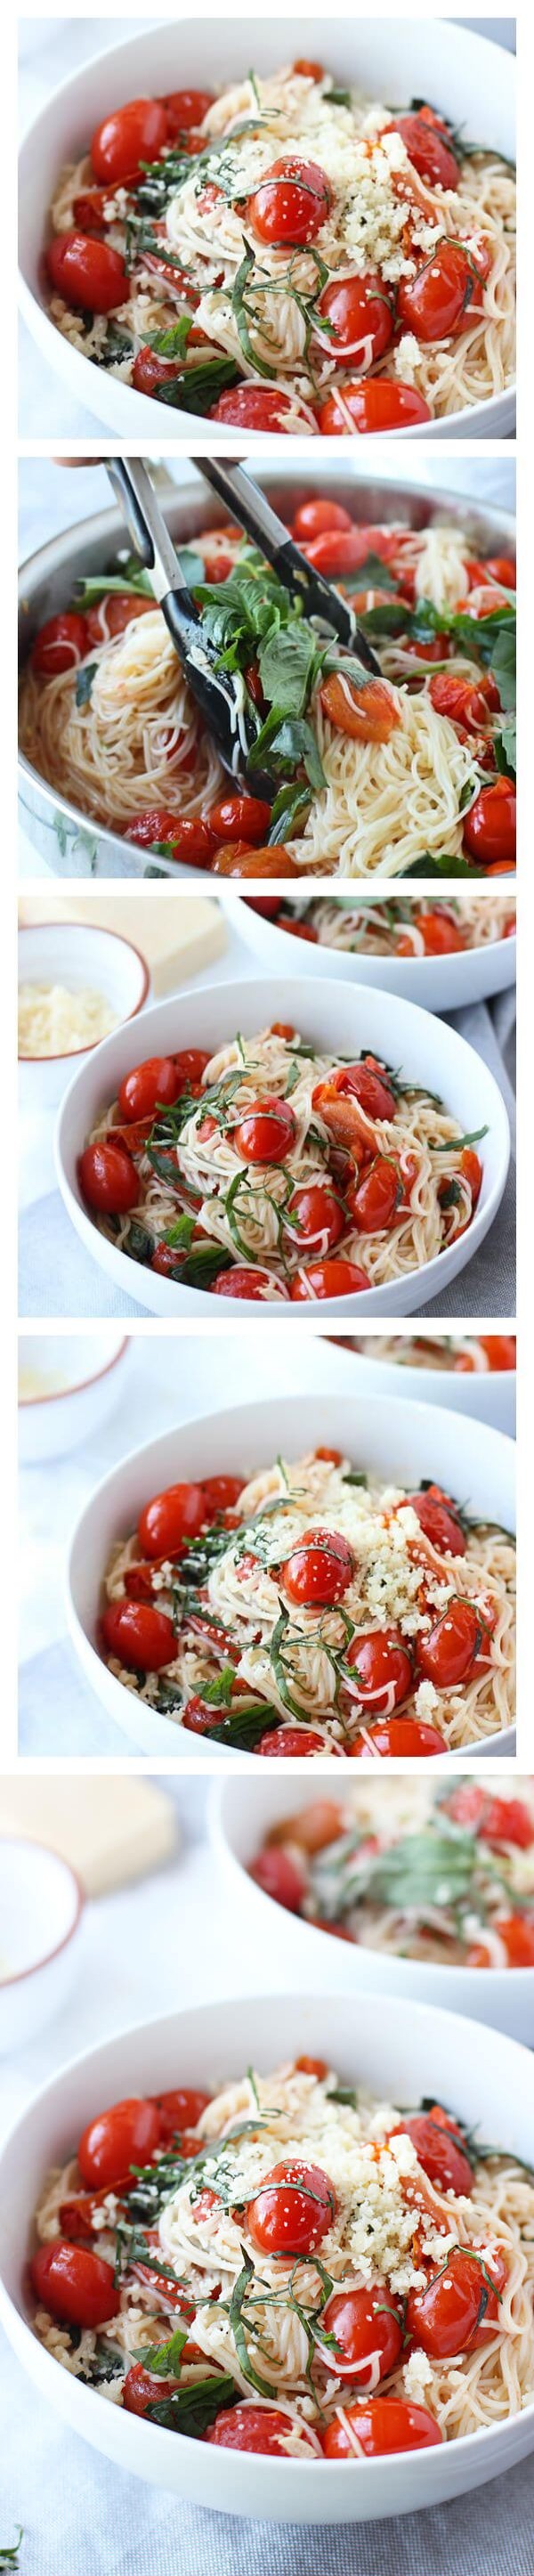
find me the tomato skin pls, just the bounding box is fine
[211,843,298,878]
[429,672,499,733]
[247,158,331,248]
[417,1599,483,1688]
[397,244,486,345]
[164,88,214,133]
[257,1725,326,1756]
[314,272,393,368]
[293,60,324,78]
[336,1061,397,1122]
[298,528,379,578]
[271,1800,343,1852]
[321,2396,441,2457]
[463,780,516,868]
[209,387,295,431]
[247,2159,336,2256]
[320,670,400,744]
[85,594,153,646]
[101,1598,176,1672]
[123,2363,177,2417]
[292,500,353,540]
[349,1716,444,1758]
[91,99,169,183]
[444,1784,532,1848]
[31,611,88,677]
[345,1628,413,1712]
[233,1098,295,1165]
[211,1266,272,1299]
[152,2086,211,2142]
[78,2095,161,2190]
[78,1139,139,1215]
[126,813,214,865]
[493,1916,534,1966]
[138,1480,207,1558]
[249,1849,305,1911]
[317,380,431,435]
[117,1056,182,1121]
[483,556,516,589]
[387,110,458,191]
[392,2111,473,2197]
[347,1158,402,1233]
[413,908,466,958]
[282,1530,354,1608]
[408,1486,466,1558]
[477,1335,516,1373]
[286,1184,344,1249]
[47,231,128,314]
[206,796,271,844]
[200,1475,243,1514]
[206,2402,308,2455]
[320,2285,403,2385]
[30,2239,120,2328]
[407,2248,503,2360]
[290,1257,369,1300]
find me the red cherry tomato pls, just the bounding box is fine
[233,1098,295,1165]
[408,1486,466,1557]
[206,795,271,843]
[77,2096,161,2190]
[30,2240,120,2329]
[47,231,128,314]
[297,529,380,579]
[138,1481,207,1558]
[290,1257,369,1300]
[347,1158,403,1232]
[101,1599,176,1672]
[72,186,118,232]
[397,244,486,345]
[292,500,353,540]
[320,2284,403,2385]
[247,2159,336,2255]
[292,60,324,78]
[349,1716,444,1758]
[482,555,516,589]
[122,2363,178,2417]
[209,387,295,430]
[386,110,458,191]
[151,2086,211,2142]
[91,99,169,183]
[336,1061,397,1121]
[407,2247,504,2359]
[412,908,466,957]
[477,1335,516,1372]
[391,2110,473,2197]
[132,350,182,399]
[211,1266,273,1299]
[206,2402,310,2454]
[429,672,499,732]
[463,780,516,868]
[320,670,400,744]
[85,594,153,646]
[321,2395,441,2457]
[494,1916,534,1966]
[417,1599,483,1688]
[282,1530,354,1608]
[249,1849,305,1911]
[286,1184,344,1249]
[345,1629,413,1712]
[117,1057,182,1121]
[31,611,88,677]
[247,158,331,248]
[443,1784,531,1848]
[78,1139,139,1215]
[317,380,431,435]
[256,1726,326,1756]
[314,272,392,370]
[245,897,281,919]
[126,813,214,865]
[275,1800,344,1851]
[200,1475,243,1514]
[163,89,214,134]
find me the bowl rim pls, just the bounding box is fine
[18,920,150,1063]
[328,1337,517,1386]
[18,1333,128,1408]
[0,1835,84,1985]
[231,894,517,976]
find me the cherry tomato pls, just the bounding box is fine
[163,88,214,134]
[78,2095,161,2190]
[391,2109,473,2197]
[458,1147,482,1211]
[345,1629,412,1711]
[347,1158,403,1232]
[317,381,431,435]
[31,611,88,677]
[72,186,118,232]
[320,670,400,744]
[30,2240,120,2328]
[91,99,169,184]
[247,2159,336,2255]
[386,110,458,191]
[286,1184,344,1249]
[245,897,281,919]
[209,387,295,430]
[257,1725,326,1756]
[85,593,153,646]
[211,846,299,879]
[206,795,271,842]
[233,1098,295,1165]
[349,1716,444,1758]
[336,1061,397,1121]
[248,1849,305,1911]
[320,2285,403,2385]
[463,780,516,868]
[407,2247,504,2359]
[443,1784,530,1847]
[282,1530,354,1609]
[122,2363,178,2417]
[117,1056,182,1121]
[290,1257,369,1300]
[271,1800,343,1851]
[292,500,353,540]
[132,350,182,399]
[298,529,381,580]
[417,1598,483,1688]
[321,2395,441,2456]
[429,672,499,733]
[295,2056,328,2077]
[292,60,324,78]
[47,231,128,314]
[247,158,331,248]
[397,244,486,345]
[206,2402,309,2454]
[494,1916,534,1966]
[278,920,319,943]
[127,813,214,865]
[314,272,393,370]
[78,1139,139,1215]
[408,1485,466,1557]
[152,2086,211,2142]
[101,1598,176,1671]
[200,1475,243,1514]
[482,556,516,589]
[138,1481,207,1558]
[413,908,466,957]
[477,1335,516,1372]
[211,1266,273,1298]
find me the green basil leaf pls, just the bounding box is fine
[75,662,97,710]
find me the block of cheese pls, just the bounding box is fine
[0,1778,178,1897]
[18,894,227,995]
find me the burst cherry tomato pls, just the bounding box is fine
[345,1629,412,1711]
[101,1598,176,1671]
[317,380,432,435]
[117,1056,182,1121]
[31,611,88,677]
[290,1257,369,1299]
[314,272,393,368]
[407,2247,505,2359]
[493,1916,534,1966]
[482,556,516,589]
[91,99,169,183]
[320,670,400,744]
[391,2109,473,2197]
[47,231,128,314]
[272,1800,344,1851]
[164,88,214,133]
[443,1784,532,1847]
[463,779,516,868]
[78,2095,161,2190]
[429,672,499,733]
[206,2402,311,2454]
[347,1158,403,1232]
[151,2086,211,2142]
[122,2363,178,2417]
[132,350,183,398]
[206,795,271,843]
[336,1061,397,1121]
[211,844,299,877]
[349,1716,444,1757]
[232,1099,295,1164]
[257,1726,326,1756]
[286,1184,344,1249]
[299,527,384,578]
[209,387,295,430]
[282,1530,354,1607]
[247,2159,335,2255]
[292,500,353,540]
[247,158,331,247]
[417,1599,483,1688]
[397,243,486,345]
[30,2240,120,2328]
[138,1480,207,1557]
[410,908,466,957]
[386,110,458,191]
[200,1475,243,1514]
[320,2284,403,2385]
[211,1266,272,1298]
[408,1486,466,1557]
[321,2395,441,2456]
[85,593,153,646]
[477,1335,516,1371]
[78,1139,139,1215]
[126,813,214,865]
[249,1849,305,1911]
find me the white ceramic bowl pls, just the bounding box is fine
[18,20,515,443]
[211,1777,532,2043]
[19,1331,129,1463]
[226,898,517,1016]
[54,976,510,1320]
[18,921,150,1110]
[0,1990,532,2520]
[66,1387,515,1759]
[313,1330,516,1435]
[0,1837,83,2056]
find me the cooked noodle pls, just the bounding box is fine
[254,1777,532,1963]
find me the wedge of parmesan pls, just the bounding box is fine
[0,1779,177,1895]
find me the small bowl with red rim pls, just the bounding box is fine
[0,1835,84,2054]
[19,920,150,1110]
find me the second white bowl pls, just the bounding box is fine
[227,898,517,1016]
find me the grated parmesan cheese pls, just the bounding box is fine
[19,980,118,1059]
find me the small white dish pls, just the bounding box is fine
[19,1330,128,1462]
[211,1777,533,2044]
[19,920,150,1110]
[0,1991,531,2518]
[54,975,510,1319]
[0,1837,83,2055]
[65,1386,515,1759]
[227,898,517,1016]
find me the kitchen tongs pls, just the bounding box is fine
[198,458,381,673]
[105,458,275,793]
